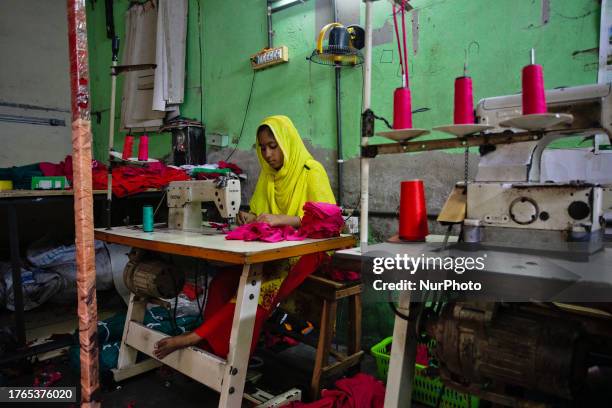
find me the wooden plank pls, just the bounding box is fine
[0,189,108,198]
[383,291,417,408]
[125,321,227,391]
[94,230,246,264]
[363,127,599,157]
[219,264,263,408]
[245,236,355,264]
[300,280,363,300]
[112,359,162,382]
[321,350,364,379]
[117,294,147,370]
[348,294,362,355]
[95,227,355,264]
[311,298,337,399]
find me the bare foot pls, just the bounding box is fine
[153,332,200,360]
[154,336,182,360]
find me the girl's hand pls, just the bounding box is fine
[256,214,300,228]
[237,211,256,225]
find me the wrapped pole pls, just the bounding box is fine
[66,0,101,406]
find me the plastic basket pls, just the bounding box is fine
[370,337,479,408]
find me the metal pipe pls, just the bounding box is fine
[360,1,373,252]
[267,1,274,48]
[335,66,344,207]
[66,0,100,405]
[331,0,344,206]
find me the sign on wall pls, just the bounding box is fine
[250,46,289,70]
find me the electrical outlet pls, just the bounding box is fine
[208,133,229,147]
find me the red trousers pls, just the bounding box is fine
[194,252,326,358]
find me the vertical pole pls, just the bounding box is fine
[7,205,26,346]
[66,1,100,406]
[360,1,373,252]
[335,66,344,207]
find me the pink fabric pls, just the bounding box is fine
[289,373,385,408]
[226,222,305,242]
[300,202,344,239]
[226,202,344,243]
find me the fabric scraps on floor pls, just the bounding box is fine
[289,373,385,408]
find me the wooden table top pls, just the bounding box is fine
[95,226,356,264]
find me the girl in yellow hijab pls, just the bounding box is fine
[238,115,336,226]
[154,116,337,360]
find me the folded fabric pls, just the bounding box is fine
[289,373,385,408]
[226,202,344,243]
[300,202,344,239]
[226,223,305,243]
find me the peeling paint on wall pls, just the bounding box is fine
[411,8,419,55]
[541,0,551,25]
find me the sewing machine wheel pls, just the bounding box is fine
[123,249,184,299]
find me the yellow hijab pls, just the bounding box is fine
[250,115,336,217]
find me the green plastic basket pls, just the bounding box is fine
[370,337,479,408]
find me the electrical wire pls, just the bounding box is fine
[401,0,409,86]
[392,5,404,81]
[197,0,204,124]
[225,70,257,162]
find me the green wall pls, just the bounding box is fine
[86,0,600,162]
[85,0,601,347]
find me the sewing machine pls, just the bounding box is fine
[457,83,612,255]
[167,177,241,230]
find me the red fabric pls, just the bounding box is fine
[289,373,385,408]
[40,155,105,183]
[182,283,202,301]
[40,155,188,197]
[92,161,189,197]
[416,343,429,366]
[217,160,243,175]
[193,253,325,358]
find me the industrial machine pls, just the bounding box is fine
[424,83,612,406]
[463,83,612,255]
[167,177,241,231]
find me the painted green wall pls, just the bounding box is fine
[87,0,600,162]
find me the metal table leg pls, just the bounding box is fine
[7,204,26,347]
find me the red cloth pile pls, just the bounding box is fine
[40,155,106,183]
[300,202,344,238]
[289,373,385,408]
[40,155,189,197]
[217,160,242,175]
[226,202,344,243]
[92,161,189,197]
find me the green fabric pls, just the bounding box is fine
[0,163,42,190]
[69,308,202,374]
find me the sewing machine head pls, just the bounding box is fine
[167,178,241,231]
[452,84,612,255]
